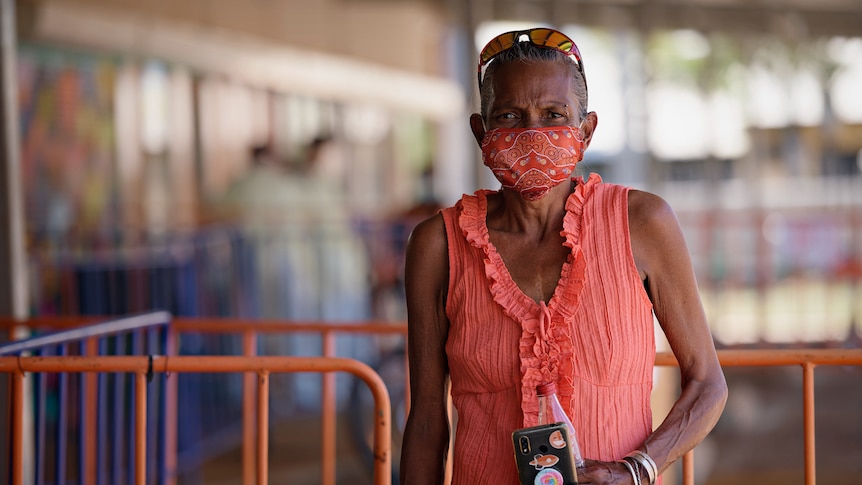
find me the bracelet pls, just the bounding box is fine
[618,459,641,485]
[624,450,657,485]
[633,451,658,484]
[624,456,647,485]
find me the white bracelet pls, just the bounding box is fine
[618,459,640,485]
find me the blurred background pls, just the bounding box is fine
[1,0,861,483]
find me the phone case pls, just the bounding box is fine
[512,422,579,485]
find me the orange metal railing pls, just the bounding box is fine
[0,355,392,485]
[0,317,407,485]
[3,317,862,485]
[657,348,862,485]
[170,318,409,485]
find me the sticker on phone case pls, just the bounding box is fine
[534,467,565,485]
[548,430,567,449]
[529,453,560,469]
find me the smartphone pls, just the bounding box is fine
[512,422,579,485]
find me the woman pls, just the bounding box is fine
[400,27,727,485]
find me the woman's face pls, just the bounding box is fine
[484,59,581,130]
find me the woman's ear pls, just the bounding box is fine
[469,113,486,145]
[580,111,598,149]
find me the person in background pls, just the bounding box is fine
[214,143,287,226]
[400,27,728,485]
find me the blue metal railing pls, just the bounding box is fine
[0,312,171,356]
[1,311,173,485]
[16,222,409,482]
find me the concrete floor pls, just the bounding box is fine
[197,413,374,485]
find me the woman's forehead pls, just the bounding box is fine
[491,61,578,104]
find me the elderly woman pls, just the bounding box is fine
[400,27,727,485]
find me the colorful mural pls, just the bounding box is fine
[18,45,118,246]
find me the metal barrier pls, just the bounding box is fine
[174,320,862,485]
[1,355,392,485]
[0,312,173,485]
[4,316,861,484]
[170,318,408,485]
[1,317,407,485]
[657,348,862,485]
[0,312,172,356]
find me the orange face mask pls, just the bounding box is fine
[480,126,585,201]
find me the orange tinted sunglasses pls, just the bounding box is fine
[477,27,585,89]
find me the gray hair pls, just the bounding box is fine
[479,41,588,122]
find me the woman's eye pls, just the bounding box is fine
[547,111,564,119]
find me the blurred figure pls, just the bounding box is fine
[210,136,374,409]
[215,143,288,227]
[371,164,442,322]
[294,135,370,322]
[297,136,376,410]
[214,138,371,323]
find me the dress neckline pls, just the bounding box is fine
[459,173,601,318]
[457,173,602,425]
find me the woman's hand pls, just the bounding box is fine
[575,459,638,484]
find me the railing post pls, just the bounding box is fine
[682,449,694,485]
[321,329,336,485]
[243,330,257,485]
[11,368,23,485]
[136,371,148,485]
[257,371,270,485]
[83,338,98,485]
[164,325,178,485]
[802,362,816,485]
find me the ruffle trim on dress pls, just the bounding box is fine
[563,173,602,261]
[456,174,602,427]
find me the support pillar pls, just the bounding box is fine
[1,0,31,480]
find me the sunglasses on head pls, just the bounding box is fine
[477,27,586,89]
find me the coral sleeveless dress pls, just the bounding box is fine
[441,174,656,484]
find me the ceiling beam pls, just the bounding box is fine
[19,1,466,121]
[474,1,862,38]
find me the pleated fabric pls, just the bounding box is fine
[441,174,656,485]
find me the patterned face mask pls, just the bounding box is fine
[480,126,585,201]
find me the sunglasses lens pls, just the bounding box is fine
[534,29,574,55]
[479,32,516,64]
[478,28,585,87]
[480,28,580,68]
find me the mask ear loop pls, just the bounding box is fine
[572,120,585,143]
[570,121,587,164]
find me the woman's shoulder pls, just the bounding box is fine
[405,212,450,296]
[627,189,678,228]
[571,175,676,224]
[410,211,447,247]
[626,189,687,269]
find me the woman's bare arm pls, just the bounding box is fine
[629,189,728,474]
[400,213,452,484]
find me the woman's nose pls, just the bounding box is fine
[521,113,543,128]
